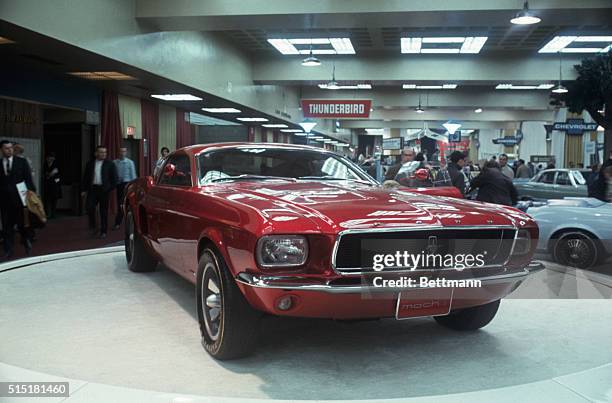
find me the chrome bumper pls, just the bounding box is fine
[236,261,545,294]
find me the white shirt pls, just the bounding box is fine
[93,160,103,185]
[3,156,13,176]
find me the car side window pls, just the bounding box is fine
[555,171,571,186]
[158,154,192,187]
[538,172,555,184]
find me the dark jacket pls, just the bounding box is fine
[82,159,118,193]
[0,156,36,208]
[447,162,466,195]
[44,160,62,200]
[470,168,518,206]
[384,163,402,181]
[589,158,612,202]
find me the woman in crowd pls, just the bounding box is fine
[468,160,518,206]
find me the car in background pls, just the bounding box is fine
[514,169,589,200]
[525,197,612,269]
[124,142,541,360]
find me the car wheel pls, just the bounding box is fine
[552,231,599,269]
[125,209,157,272]
[434,299,500,331]
[196,247,260,360]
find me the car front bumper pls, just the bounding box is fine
[235,261,545,319]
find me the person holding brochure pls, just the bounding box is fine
[0,139,36,259]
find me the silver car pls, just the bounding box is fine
[514,169,589,200]
[526,198,612,269]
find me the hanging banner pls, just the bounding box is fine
[553,119,598,135]
[301,99,372,118]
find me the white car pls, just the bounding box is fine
[525,198,612,269]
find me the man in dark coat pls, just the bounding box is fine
[469,161,518,206]
[447,151,468,195]
[82,146,118,238]
[0,140,36,258]
[589,151,612,202]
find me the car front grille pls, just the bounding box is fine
[333,227,516,273]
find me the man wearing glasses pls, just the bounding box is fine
[384,148,415,180]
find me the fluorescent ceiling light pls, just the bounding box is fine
[401,36,488,54]
[280,129,303,133]
[202,107,241,113]
[262,124,288,128]
[151,93,202,101]
[539,35,612,53]
[293,132,308,136]
[268,37,356,55]
[323,139,334,143]
[365,129,384,135]
[70,71,136,81]
[403,84,457,89]
[311,136,324,140]
[318,83,372,90]
[495,83,554,90]
[237,117,269,122]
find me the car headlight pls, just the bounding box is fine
[512,229,531,256]
[256,235,309,267]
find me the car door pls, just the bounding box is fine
[522,171,555,199]
[553,171,574,198]
[146,152,194,275]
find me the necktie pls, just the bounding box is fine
[4,158,10,175]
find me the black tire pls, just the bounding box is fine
[196,247,260,360]
[552,231,600,269]
[434,299,500,331]
[125,209,157,273]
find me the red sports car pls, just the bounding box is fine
[124,143,542,360]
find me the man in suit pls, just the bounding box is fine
[82,146,118,239]
[0,140,36,258]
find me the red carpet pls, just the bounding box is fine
[3,215,124,261]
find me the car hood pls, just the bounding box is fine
[210,180,530,234]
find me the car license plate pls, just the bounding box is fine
[395,287,454,320]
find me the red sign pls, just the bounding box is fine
[301,99,371,119]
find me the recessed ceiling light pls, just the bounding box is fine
[401,36,488,54]
[262,124,288,128]
[0,36,15,45]
[151,93,202,101]
[474,108,483,113]
[268,37,356,55]
[280,129,303,133]
[202,107,241,113]
[69,71,136,81]
[237,117,269,122]
[318,83,372,90]
[403,84,457,89]
[539,35,612,53]
[495,83,554,90]
[510,1,541,25]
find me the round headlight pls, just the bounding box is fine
[256,235,309,267]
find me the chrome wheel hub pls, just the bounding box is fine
[202,261,222,341]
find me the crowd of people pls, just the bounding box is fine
[1,139,170,260]
[358,146,612,206]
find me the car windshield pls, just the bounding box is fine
[571,170,586,185]
[197,147,374,185]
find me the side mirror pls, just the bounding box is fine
[414,168,429,181]
[163,163,176,177]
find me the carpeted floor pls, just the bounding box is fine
[2,214,124,260]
